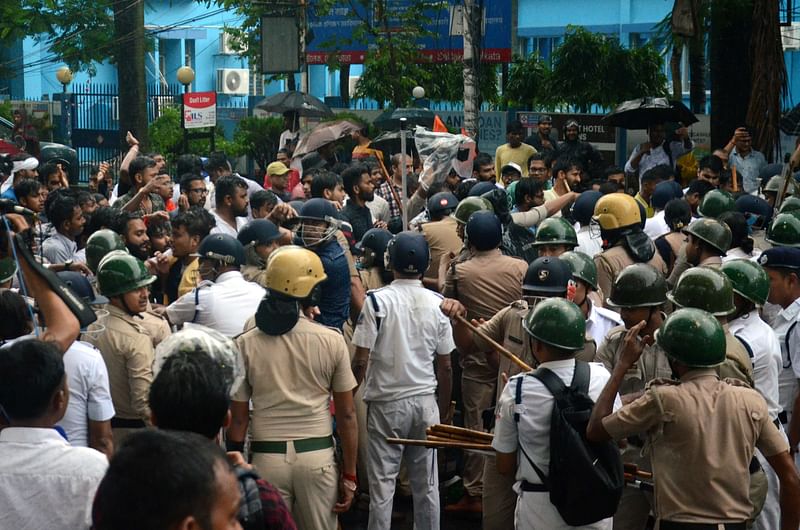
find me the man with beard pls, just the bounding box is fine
[210,175,249,237]
[87,253,158,445]
[112,211,151,261]
[524,114,559,155]
[341,164,378,243]
[557,119,606,180]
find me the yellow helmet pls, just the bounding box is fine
[593,193,641,230]
[265,245,327,298]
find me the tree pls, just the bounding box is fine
[1,0,149,148]
[503,54,550,108]
[228,116,284,171]
[149,106,229,161]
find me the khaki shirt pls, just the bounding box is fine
[595,243,669,307]
[359,267,386,292]
[421,216,462,282]
[139,309,171,348]
[719,327,755,388]
[86,305,154,422]
[474,300,595,400]
[233,315,357,440]
[445,249,527,382]
[241,264,268,288]
[595,323,673,396]
[603,369,788,523]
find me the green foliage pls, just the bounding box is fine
[148,106,229,161]
[506,27,668,112]
[0,101,12,122]
[228,116,284,170]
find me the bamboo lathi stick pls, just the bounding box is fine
[455,315,533,372]
[386,437,494,451]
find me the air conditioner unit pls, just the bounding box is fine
[217,68,249,95]
[782,23,800,50]
[219,31,247,55]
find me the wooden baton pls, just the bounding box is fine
[456,315,533,372]
[386,437,494,451]
[428,424,494,443]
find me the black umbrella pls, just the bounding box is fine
[601,97,698,130]
[255,91,334,118]
[373,107,435,130]
[369,129,418,156]
[780,103,800,135]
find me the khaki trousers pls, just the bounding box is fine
[482,455,516,530]
[461,374,495,497]
[252,445,338,530]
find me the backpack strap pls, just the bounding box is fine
[569,360,591,396]
[368,292,382,333]
[734,334,755,366]
[514,373,549,488]
[191,286,201,323]
[784,321,797,369]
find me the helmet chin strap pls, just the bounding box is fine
[114,295,143,319]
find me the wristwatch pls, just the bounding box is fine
[64,260,73,271]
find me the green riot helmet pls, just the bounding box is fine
[86,229,127,274]
[656,308,726,367]
[766,212,800,248]
[779,196,800,214]
[720,259,770,307]
[558,251,597,290]
[606,263,667,308]
[697,189,736,219]
[522,298,586,351]
[667,266,735,316]
[451,196,493,225]
[533,217,578,248]
[683,217,732,255]
[0,257,17,284]
[764,175,794,195]
[96,253,156,297]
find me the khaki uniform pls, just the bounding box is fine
[472,300,595,529]
[603,370,788,526]
[667,253,722,289]
[242,264,269,288]
[443,248,527,498]
[139,309,171,347]
[234,315,357,530]
[595,243,669,307]
[421,216,463,284]
[86,304,154,444]
[596,324,673,530]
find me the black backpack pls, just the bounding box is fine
[514,361,624,526]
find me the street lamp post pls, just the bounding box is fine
[177,66,195,154]
[56,66,74,146]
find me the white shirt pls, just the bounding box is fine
[367,194,391,223]
[210,210,248,237]
[586,302,623,352]
[729,310,782,420]
[493,359,621,484]
[768,297,800,413]
[0,427,108,530]
[166,271,266,337]
[722,246,761,263]
[576,226,602,258]
[352,279,456,402]
[624,140,693,180]
[644,210,670,240]
[57,340,115,447]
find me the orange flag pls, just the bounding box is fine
[433,115,448,132]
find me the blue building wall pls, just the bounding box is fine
[6,0,800,113]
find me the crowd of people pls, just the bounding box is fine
[0,113,799,530]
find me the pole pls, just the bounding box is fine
[455,314,533,372]
[400,117,408,231]
[182,83,189,154]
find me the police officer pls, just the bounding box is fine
[595,263,672,530]
[356,227,394,291]
[442,211,527,513]
[697,188,736,219]
[237,218,284,287]
[440,256,586,530]
[293,198,362,331]
[87,252,157,445]
[559,251,621,350]
[166,234,266,337]
[735,195,774,254]
[85,229,126,274]
[492,298,618,530]
[352,232,454,530]
[228,246,358,530]
[532,217,578,257]
[592,193,668,302]
[722,259,784,530]
[668,266,754,387]
[667,217,732,287]
[759,247,800,465]
[587,308,800,530]
[420,191,461,290]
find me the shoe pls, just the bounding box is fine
[444,494,482,513]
